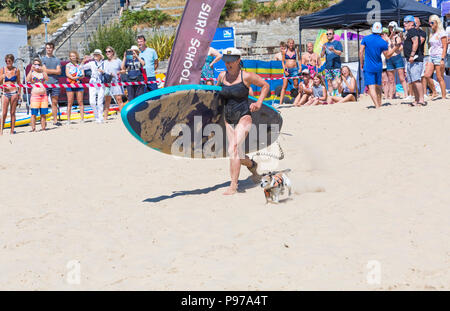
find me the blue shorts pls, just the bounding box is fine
[386,54,405,71]
[146,76,158,91]
[31,108,49,116]
[286,67,299,77]
[66,87,84,92]
[364,71,382,86]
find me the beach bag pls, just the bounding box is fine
[98,62,112,84]
[101,73,113,84]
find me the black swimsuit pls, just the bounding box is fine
[219,71,251,125]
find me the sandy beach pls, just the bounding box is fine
[1,96,449,290]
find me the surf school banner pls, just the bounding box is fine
[165,0,227,87]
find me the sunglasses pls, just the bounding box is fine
[327,33,333,35]
[106,50,113,53]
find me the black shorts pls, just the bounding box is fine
[342,92,357,98]
[47,87,61,98]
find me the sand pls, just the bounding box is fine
[0,96,449,290]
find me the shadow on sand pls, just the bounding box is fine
[143,176,259,203]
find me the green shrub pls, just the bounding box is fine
[87,23,137,58]
[146,32,176,61]
[241,0,257,18]
[120,9,172,28]
[255,1,277,19]
[220,0,238,23]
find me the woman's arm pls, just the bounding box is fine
[65,65,74,79]
[26,69,32,83]
[43,71,49,82]
[133,50,145,67]
[209,48,222,67]
[281,50,286,73]
[244,71,269,111]
[121,55,127,72]
[215,72,225,86]
[441,36,448,61]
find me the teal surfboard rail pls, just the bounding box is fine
[121,84,281,150]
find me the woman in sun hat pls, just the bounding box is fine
[216,47,270,195]
[81,49,106,123]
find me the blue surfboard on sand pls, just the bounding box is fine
[121,84,282,158]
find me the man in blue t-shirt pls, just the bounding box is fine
[360,22,400,108]
[320,29,343,91]
[137,35,159,91]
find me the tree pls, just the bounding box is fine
[6,0,49,27]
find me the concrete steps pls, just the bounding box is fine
[55,0,137,59]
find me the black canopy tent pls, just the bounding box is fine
[298,0,442,91]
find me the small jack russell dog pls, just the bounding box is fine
[260,170,292,204]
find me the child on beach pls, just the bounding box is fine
[293,69,313,107]
[329,79,340,97]
[26,58,49,132]
[306,75,327,105]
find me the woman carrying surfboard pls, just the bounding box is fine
[217,48,270,195]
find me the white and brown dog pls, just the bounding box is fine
[260,170,292,204]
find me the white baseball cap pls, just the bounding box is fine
[388,21,398,28]
[130,45,140,52]
[372,22,383,34]
[222,47,242,62]
[223,47,242,56]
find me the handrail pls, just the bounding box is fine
[54,0,111,56]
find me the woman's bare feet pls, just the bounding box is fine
[223,183,237,195]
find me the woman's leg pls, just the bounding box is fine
[77,90,84,121]
[397,69,408,98]
[278,78,289,105]
[31,114,36,132]
[386,70,396,99]
[224,116,252,195]
[10,94,18,134]
[104,95,111,120]
[435,64,446,99]
[423,62,436,98]
[40,109,47,131]
[115,95,124,111]
[67,91,74,123]
[337,94,356,104]
[0,96,8,135]
[295,94,310,107]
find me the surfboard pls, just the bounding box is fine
[121,84,283,159]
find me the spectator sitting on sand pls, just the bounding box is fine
[327,66,357,105]
[305,75,327,106]
[293,69,313,107]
